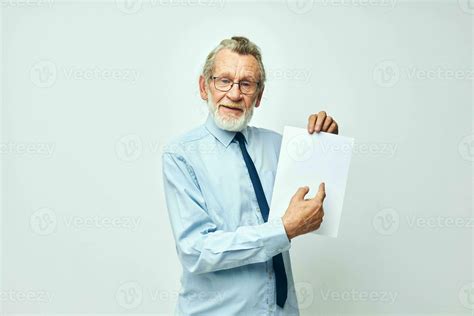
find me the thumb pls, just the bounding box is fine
[292,186,310,202]
[315,182,326,201]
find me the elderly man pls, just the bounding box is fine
[162,36,339,315]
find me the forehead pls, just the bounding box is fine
[213,48,260,79]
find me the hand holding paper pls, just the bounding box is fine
[280,182,327,240]
[269,126,354,238]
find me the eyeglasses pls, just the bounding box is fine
[210,76,260,95]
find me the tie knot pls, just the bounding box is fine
[234,132,246,144]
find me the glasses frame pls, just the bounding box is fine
[210,76,261,95]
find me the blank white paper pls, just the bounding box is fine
[269,126,354,238]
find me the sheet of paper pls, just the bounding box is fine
[268,126,354,238]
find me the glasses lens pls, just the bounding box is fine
[215,77,232,91]
[240,81,257,94]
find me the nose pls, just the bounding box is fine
[226,82,243,101]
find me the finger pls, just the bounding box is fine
[315,111,327,132]
[328,122,338,134]
[307,114,317,134]
[315,182,326,201]
[322,116,333,132]
[311,218,323,231]
[292,186,310,202]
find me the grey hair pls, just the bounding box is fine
[202,36,266,92]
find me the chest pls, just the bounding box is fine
[191,141,278,230]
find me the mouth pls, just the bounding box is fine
[219,104,244,114]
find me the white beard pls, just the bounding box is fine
[206,93,256,132]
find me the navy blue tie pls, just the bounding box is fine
[233,131,288,308]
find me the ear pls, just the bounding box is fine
[254,86,265,108]
[199,75,208,101]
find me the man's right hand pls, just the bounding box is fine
[281,183,326,240]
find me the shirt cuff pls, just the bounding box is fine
[260,217,292,258]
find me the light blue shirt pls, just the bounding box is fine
[162,114,300,315]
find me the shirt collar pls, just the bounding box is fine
[204,113,249,148]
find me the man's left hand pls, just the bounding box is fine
[307,111,339,134]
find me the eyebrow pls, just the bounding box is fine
[216,72,257,81]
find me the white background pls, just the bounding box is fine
[1,0,472,315]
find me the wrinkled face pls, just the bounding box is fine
[199,48,264,131]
